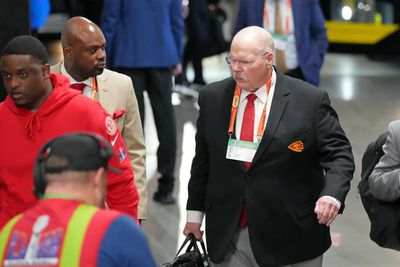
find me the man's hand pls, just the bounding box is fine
[183,222,203,240]
[314,196,340,226]
[171,64,182,76]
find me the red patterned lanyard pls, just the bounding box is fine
[228,78,272,140]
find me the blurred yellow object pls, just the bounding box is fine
[374,12,382,25]
[325,21,399,44]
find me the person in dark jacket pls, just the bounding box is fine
[183,26,354,267]
[101,0,184,204]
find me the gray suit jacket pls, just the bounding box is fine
[51,62,148,219]
[369,120,400,201]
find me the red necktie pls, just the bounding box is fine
[70,83,86,92]
[240,94,257,169]
[239,93,257,228]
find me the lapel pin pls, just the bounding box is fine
[288,141,304,152]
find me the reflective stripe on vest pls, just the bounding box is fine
[0,214,23,264]
[59,204,98,267]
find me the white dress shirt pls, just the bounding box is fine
[61,62,93,98]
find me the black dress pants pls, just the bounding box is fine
[116,67,177,193]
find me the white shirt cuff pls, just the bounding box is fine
[187,210,204,224]
[322,195,341,209]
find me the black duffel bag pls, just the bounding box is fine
[160,233,210,267]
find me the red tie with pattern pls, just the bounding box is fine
[70,83,86,92]
[239,93,257,227]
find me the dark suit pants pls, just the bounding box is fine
[116,67,177,193]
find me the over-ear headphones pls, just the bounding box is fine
[33,133,115,199]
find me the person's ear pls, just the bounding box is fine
[43,63,51,77]
[63,45,73,61]
[93,168,106,188]
[266,52,274,65]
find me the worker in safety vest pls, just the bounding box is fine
[0,133,156,267]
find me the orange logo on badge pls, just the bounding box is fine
[288,141,304,152]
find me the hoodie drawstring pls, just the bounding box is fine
[25,113,42,140]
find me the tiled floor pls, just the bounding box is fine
[142,53,400,266]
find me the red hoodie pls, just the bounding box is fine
[0,74,139,227]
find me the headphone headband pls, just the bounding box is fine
[33,133,116,198]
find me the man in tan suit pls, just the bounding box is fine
[51,17,148,221]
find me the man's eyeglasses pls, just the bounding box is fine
[225,52,269,67]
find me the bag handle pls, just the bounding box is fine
[176,233,209,257]
[185,233,210,266]
[175,234,194,257]
[187,234,208,257]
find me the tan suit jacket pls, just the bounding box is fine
[51,62,148,219]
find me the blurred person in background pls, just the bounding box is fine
[101,0,184,204]
[176,0,210,88]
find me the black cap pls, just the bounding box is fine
[41,133,120,174]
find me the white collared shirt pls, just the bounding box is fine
[61,62,93,98]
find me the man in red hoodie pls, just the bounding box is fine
[0,35,139,227]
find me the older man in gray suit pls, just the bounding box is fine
[369,120,400,200]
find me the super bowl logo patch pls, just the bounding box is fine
[118,147,127,162]
[288,141,304,152]
[105,116,117,136]
[5,215,62,266]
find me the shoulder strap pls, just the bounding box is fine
[59,205,98,267]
